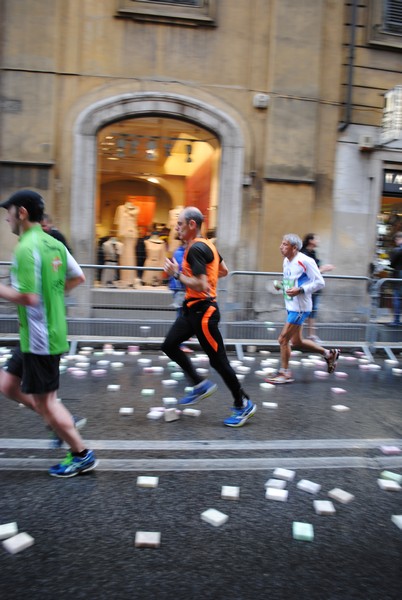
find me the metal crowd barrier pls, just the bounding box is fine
[367,277,402,358]
[218,271,401,360]
[0,262,400,357]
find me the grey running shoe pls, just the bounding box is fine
[265,370,294,384]
[325,349,340,374]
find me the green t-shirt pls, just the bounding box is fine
[11,225,70,354]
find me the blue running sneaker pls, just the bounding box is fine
[49,450,97,478]
[48,415,87,449]
[179,380,217,406]
[224,399,257,428]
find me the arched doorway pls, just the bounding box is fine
[95,115,220,288]
[70,92,245,268]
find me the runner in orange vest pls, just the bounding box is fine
[162,206,256,427]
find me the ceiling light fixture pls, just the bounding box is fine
[146,139,158,160]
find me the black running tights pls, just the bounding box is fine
[161,302,244,407]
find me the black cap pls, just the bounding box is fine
[0,189,45,221]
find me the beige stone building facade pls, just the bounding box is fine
[0,0,401,277]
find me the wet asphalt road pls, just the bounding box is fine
[0,346,401,600]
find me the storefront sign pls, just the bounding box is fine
[381,86,402,145]
[384,170,402,194]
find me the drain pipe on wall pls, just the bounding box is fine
[338,0,358,132]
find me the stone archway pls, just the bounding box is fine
[70,92,245,266]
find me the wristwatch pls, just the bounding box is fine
[173,271,180,280]
[299,287,304,294]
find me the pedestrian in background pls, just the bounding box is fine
[168,239,186,316]
[0,189,97,477]
[389,231,402,326]
[168,238,193,353]
[301,233,335,342]
[41,212,72,254]
[162,206,256,427]
[266,233,340,384]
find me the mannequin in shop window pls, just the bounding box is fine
[168,206,184,254]
[113,202,139,286]
[101,235,123,286]
[142,231,167,286]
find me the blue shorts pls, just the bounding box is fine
[286,311,311,325]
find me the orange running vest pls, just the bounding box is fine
[182,238,220,307]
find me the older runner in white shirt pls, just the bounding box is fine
[267,233,340,384]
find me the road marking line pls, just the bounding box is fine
[1,456,402,471]
[0,438,401,451]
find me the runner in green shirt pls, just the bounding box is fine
[0,189,97,477]
[11,224,70,355]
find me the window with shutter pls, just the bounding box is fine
[367,0,402,48]
[384,0,402,34]
[116,0,217,27]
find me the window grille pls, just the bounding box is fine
[384,0,402,34]
[0,164,50,191]
[117,0,216,26]
[367,0,402,48]
[137,0,203,5]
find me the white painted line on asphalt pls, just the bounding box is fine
[1,456,402,471]
[1,438,401,451]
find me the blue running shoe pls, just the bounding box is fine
[48,415,87,449]
[224,399,257,428]
[179,380,217,406]
[49,450,97,478]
